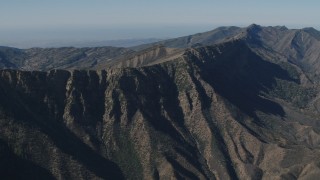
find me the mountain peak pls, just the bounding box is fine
[303,27,317,31]
[246,24,263,35]
[302,27,320,40]
[248,23,261,28]
[247,23,262,30]
[273,25,288,31]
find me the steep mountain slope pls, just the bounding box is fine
[242,24,320,82]
[132,26,242,50]
[1,40,320,179]
[0,46,26,69]
[97,45,184,69]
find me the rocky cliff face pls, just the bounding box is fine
[1,40,320,179]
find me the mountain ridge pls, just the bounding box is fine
[1,24,320,72]
[1,24,320,179]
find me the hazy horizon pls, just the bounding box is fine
[1,0,320,48]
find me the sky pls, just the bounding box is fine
[1,0,320,46]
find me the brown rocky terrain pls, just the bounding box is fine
[1,25,320,179]
[0,46,132,71]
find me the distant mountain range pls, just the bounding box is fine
[0,38,164,49]
[1,24,320,179]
